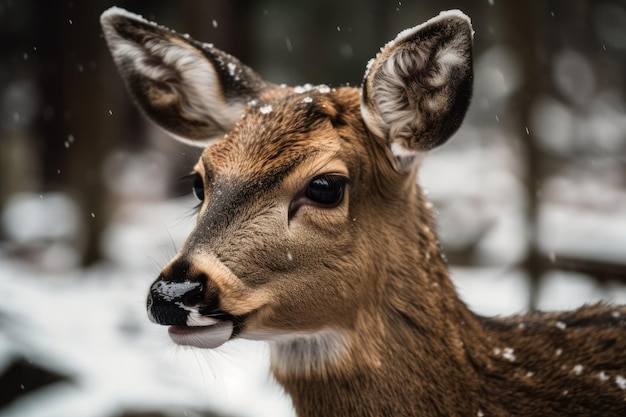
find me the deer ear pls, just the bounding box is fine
[100,7,270,148]
[361,10,473,163]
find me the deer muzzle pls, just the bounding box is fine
[147,277,236,349]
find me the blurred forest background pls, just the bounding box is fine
[1,1,626,416]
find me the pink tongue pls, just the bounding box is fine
[168,322,234,349]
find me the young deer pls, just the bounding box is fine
[101,7,626,416]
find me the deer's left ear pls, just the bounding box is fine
[361,10,473,164]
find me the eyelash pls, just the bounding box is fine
[179,173,204,212]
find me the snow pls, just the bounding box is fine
[538,203,626,263]
[293,84,312,94]
[259,104,273,115]
[451,267,530,316]
[536,272,626,311]
[616,375,626,390]
[572,364,584,375]
[316,85,331,94]
[1,192,82,245]
[292,84,333,95]
[502,347,516,362]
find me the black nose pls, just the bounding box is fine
[147,258,234,326]
[147,279,205,325]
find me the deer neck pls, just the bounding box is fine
[270,184,493,417]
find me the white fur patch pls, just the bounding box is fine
[371,9,472,75]
[258,329,348,376]
[102,7,151,26]
[185,311,221,327]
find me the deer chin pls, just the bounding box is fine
[168,321,234,349]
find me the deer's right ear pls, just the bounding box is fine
[361,10,473,165]
[100,7,270,147]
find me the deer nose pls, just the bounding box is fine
[150,279,205,305]
[147,279,206,325]
[147,258,229,326]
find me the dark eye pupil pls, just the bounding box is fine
[192,175,204,201]
[306,176,345,206]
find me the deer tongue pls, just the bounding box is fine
[168,321,233,349]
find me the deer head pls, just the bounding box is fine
[101,6,472,367]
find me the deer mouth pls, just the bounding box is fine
[148,279,244,348]
[168,321,234,349]
[165,308,247,349]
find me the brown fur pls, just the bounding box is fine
[101,8,626,417]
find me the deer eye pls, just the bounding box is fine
[306,175,347,207]
[191,174,204,201]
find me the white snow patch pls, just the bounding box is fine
[598,371,610,382]
[451,267,529,316]
[1,192,82,243]
[293,84,333,95]
[572,364,583,375]
[227,62,237,77]
[502,347,516,362]
[316,84,331,94]
[294,84,314,94]
[259,104,273,115]
[302,96,313,104]
[555,321,567,330]
[616,375,626,390]
[537,272,626,311]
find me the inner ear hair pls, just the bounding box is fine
[361,10,474,160]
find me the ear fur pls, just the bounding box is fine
[361,10,473,163]
[100,7,270,147]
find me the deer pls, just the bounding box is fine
[100,7,626,417]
